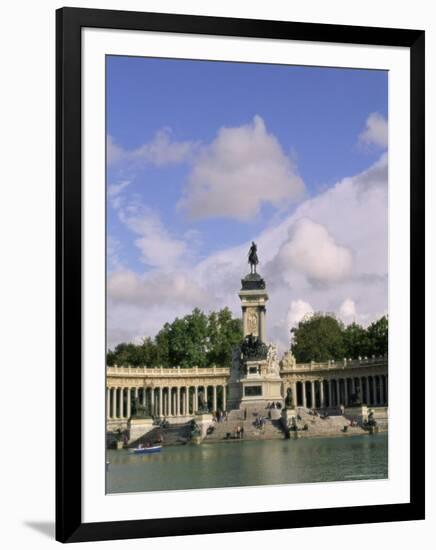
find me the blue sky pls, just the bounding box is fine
[106,56,388,350]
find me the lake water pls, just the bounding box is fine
[107,433,388,494]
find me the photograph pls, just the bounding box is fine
[105,56,389,494]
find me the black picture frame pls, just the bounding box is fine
[56,7,425,543]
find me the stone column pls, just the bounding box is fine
[194,386,199,412]
[364,377,369,405]
[142,387,146,407]
[320,380,324,408]
[310,380,315,408]
[292,382,297,407]
[117,389,122,418]
[302,382,307,408]
[222,385,227,411]
[344,379,348,406]
[111,388,116,419]
[176,387,180,416]
[158,387,162,416]
[328,380,332,408]
[213,386,217,412]
[380,376,384,405]
[119,388,124,418]
[134,387,138,400]
[372,377,377,405]
[336,379,340,406]
[127,388,131,419]
[385,375,388,405]
[185,386,189,415]
[260,308,266,342]
[351,378,356,395]
[151,388,155,415]
[106,388,110,419]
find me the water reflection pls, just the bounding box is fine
[107,434,388,494]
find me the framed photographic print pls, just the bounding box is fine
[56,7,425,543]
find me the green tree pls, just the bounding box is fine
[291,313,345,362]
[207,308,243,366]
[366,315,388,356]
[107,307,243,368]
[343,322,370,359]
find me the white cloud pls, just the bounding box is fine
[107,270,212,349]
[359,112,388,149]
[178,115,304,221]
[117,202,188,269]
[108,270,209,308]
[287,300,314,327]
[108,180,130,197]
[107,129,199,167]
[338,298,357,321]
[272,218,353,284]
[108,154,388,354]
[107,135,125,165]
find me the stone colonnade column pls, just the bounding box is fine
[213,386,217,412]
[328,380,332,408]
[176,387,180,416]
[302,382,307,408]
[372,377,377,406]
[292,382,297,407]
[222,385,226,411]
[320,380,324,408]
[157,387,161,416]
[127,388,131,419]
[380,376,384,405]
[110,388,116,418]
[344,379,348,406]
[151,388,155,415]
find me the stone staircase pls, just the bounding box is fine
[128,422,192,448]
[204,405,286,442]
[287,408,367,437]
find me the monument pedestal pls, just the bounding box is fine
[344,405,368,425]
[128,417,154,443]
[194,413,214,438]
[228,356,284,410]
[281,407,297,425]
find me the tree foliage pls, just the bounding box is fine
[291,314,388,362]
[107,307,243,368]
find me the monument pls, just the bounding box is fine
[344,387,369,426]
[127,395,154,443]
[227,242,284,410]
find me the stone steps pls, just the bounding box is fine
[287,408,367,436]
[204,406,286,441]
[128,422,192,448]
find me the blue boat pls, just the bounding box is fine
[130,445,162,455]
